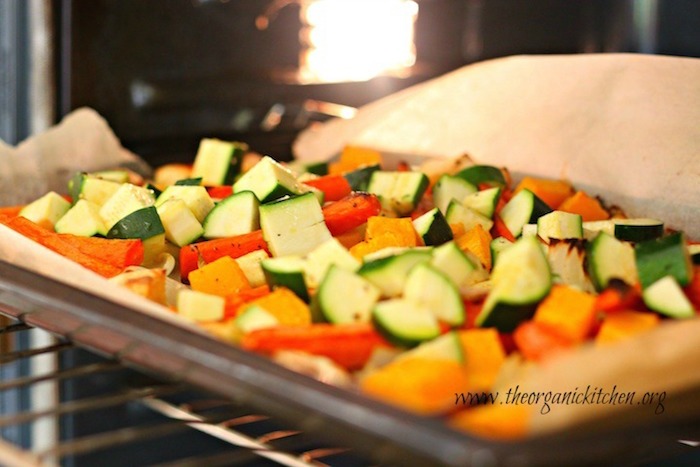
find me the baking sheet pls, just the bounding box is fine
[1,54,699,463]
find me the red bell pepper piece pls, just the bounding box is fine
[491,214,516,242]
[302,174,352,202]
[321,192,382,236]
[241,323,389,371]
[206,186,233,200]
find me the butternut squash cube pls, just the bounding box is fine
[189,256,251,297]
[533,285,596,343]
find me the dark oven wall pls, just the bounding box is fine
[57,0,463,167]
[56,0,700,168]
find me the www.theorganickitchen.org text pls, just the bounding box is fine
[455,385,666,415]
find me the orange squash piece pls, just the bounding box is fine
[189,256,251,297]
[456,224,493,270]
[458,328,506,391]
[514,176,574,209]
[329,146,382,175]
[449,405,529,439]
[241,287,312,326]
[361,357,469,415]
[595,311,660,345]
[533,285,597,343]
[349,216,418,258]
[558,191,610,222]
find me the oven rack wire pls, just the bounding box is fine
[0,319,361,467]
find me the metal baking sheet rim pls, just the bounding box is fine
[0,230,700,465]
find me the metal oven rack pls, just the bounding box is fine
[1,258,699,467]
[0,319,362,466]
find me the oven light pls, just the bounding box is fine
[299,0,418,83]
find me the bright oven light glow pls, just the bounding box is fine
[299,0,418,83]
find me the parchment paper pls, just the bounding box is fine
[0,107,151,206]
[294,53,700,238]
[294,53,700,435]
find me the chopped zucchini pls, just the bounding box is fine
[202,190,260,239]
[367,171,429,216]
[303,237,361,289]
[343,164,380,192]
[642,276,695,319]
[69,172,122,206]
[455,165,506,187]
[537,210,583,241]
[372,299,440,347]
[614,218,664,242]
[462,186,501,219]
[359,249,432,298]
[404,263,465,326]
[156,198,204,247]
[316,265,380,324]
[174,177,203,186]
[395,331,464,363]
[99,183,156,231]
[177,289,225,322]
[430,241,488,290]
[106,206,165,240]
[262,256,309,302]
[89,169,130,184]
[259,192,332,257]
[236,305,279,333]
[412,207,453,246]
[233,156,304,203]
[55,199,108,237]
[587,232,638,291]
[155,185,215,223]
[235,250,270,288]
[499,189,552,238]
[490,237,514,266]
[191,138,246,186]
[445,200,494,232]
[635,232,693,288]
[432,174,477,214]
[19,191,71,230]
[476,236,552,332]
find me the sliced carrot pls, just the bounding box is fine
[513,321,574,362]
[302,174,352,202]
[558,191,610,222]
[2,216,126,277]
[361,357,469,415]
[514,176,574,209]
[241,323,389,371]
[58,234,144,270]
[322,192,382,236]
[0,205,24,219]
[179,230,269,283]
